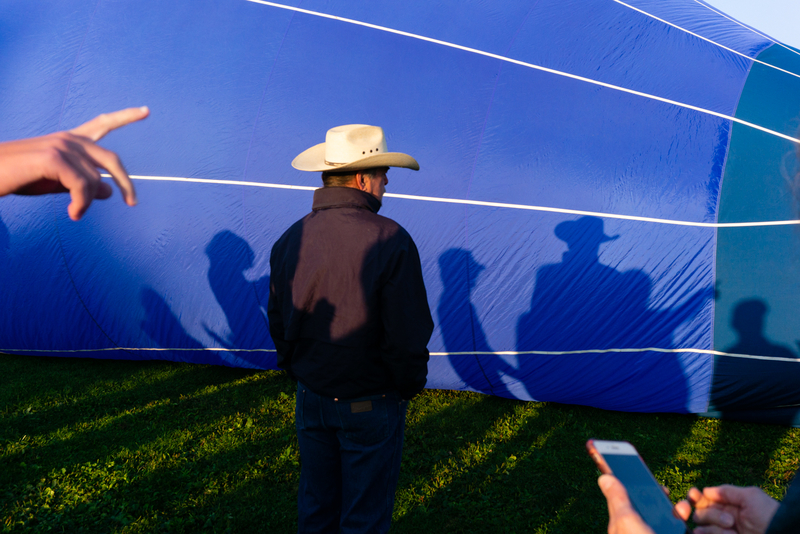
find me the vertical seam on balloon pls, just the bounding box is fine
[464,254,495,395]
[720,40,771,215]
[241,3,299,338]
[50,213,124,352]
[464,63,495,393]
[462,1,541,396]
[707,41,768,406]
[709,85,741,365]
[706,237,717,413]
[51,0,125,352]
[241,5,297,181]
[708,214,721,397]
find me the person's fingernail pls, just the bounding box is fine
[598,476,612,490]
[720,512,734,526]
[139,106,149,113]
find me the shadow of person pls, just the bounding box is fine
[205,230,275,366]
[515,216,711,412]
[697,300,799,491]
[726,300,795,359]
[140,285,260,368]
[710,299,800,423]
[438,248,515,397]
[140,287,204,351]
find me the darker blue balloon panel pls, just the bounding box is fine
[710,44,800,423]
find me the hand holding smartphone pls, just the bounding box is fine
[587,439,689,534]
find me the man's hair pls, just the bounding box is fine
[321,167,385,188]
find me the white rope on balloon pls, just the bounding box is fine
[110,174,800,229]
[613,0,800,79]
[245,0,800,145]
[3,345,798,362]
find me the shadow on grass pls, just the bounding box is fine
[28,403,301,533]
[691,418,797,498]
[393,395,698,533]
[1,357,258,465]
[8,354,782,533]
[0,354,248,424]
[0,355,301,532]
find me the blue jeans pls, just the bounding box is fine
[295,383,408,534]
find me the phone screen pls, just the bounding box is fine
[589,440,686,534]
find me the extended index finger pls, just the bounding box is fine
[70,106,150,142]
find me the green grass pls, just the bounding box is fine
[1,353,798,533]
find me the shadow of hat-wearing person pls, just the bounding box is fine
[515,216,711,412]
[710,299,800,418]
[726,300,795,359]
[438,248,516,398]
[517,216,635,352]
[694,299,800,509]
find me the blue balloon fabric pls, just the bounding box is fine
[1,0,799,421]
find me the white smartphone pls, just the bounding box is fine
[586,439,688,534]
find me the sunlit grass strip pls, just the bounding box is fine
[2,354,800,533]
[399,401,548,515]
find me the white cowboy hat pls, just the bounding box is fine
[292,124,419,172]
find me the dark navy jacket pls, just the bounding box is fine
[767,470,800,534]
[268,186,433,400]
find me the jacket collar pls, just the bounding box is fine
[312,186,382,214]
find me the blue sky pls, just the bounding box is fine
[702,0,800,49]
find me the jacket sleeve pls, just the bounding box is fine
[379,233,434,399]
[267,249,296,376]
[766,471,800,534]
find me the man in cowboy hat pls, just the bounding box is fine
[268,124,433,533]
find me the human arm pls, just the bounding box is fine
[679,485,779,534]
[267,248,296,376]
[380,233,434,400]
[0,106,149,220]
